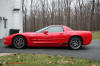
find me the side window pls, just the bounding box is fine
[47,26,63,33]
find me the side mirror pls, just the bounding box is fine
[43,30,48,34]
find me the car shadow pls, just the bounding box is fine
[4,45,89,50]
[5,45,69,50]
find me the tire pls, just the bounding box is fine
[68,37,82,50]
[13,36,27,49]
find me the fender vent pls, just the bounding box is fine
[61,42,67,47]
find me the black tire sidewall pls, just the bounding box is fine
[13,36,27,49]
[68,37,82,50]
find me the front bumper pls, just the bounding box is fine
[4,37,12,45]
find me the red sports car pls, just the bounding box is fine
[4,25,92,50]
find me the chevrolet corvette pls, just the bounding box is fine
[4,25,92,50]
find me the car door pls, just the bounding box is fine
[44,26,66,47]
[31,33,47,46]
[31,27,49,46]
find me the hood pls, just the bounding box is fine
[16,32,39,36]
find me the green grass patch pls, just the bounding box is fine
[92,32,100,40]
[0,54,100,66]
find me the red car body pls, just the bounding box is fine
[4,25,92,49]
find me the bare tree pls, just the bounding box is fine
[23,0,100,32]
[22,0,27,32]
[90,0,95,31]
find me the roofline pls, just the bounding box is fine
[50,25,65,26]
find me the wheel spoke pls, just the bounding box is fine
[70,38,82,49]
[13,36,25,48]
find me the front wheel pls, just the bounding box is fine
[13,36,27,49]
[68,37,82,50]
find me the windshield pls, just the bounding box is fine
[35,26,49,33]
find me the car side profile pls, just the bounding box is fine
[4,25,92,50]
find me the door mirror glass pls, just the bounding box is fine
[43,30,48,34]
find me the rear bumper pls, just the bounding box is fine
[83,33,92,45]
[83,39,92,45]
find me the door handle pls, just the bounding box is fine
[59,33,63,35]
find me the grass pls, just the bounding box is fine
[92,31,100,40]
[0,54,100,66]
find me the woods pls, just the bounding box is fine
[22,0,100,32]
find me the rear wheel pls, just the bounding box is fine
[13,36,27,49]
[68,37,82,50]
